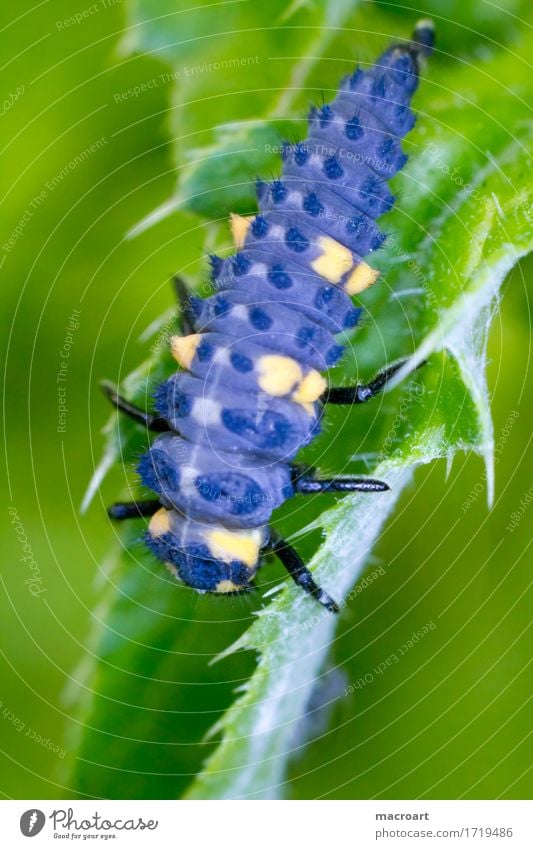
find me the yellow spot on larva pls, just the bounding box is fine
[215,579,243,593]
[170,334,202,369]
[230,213,254,249]
[344,261,379,295]
[311,236,353,283]
[149,508,171,537]
[257,355,302,396]
[292,370,327,404]
[206,528,262,567]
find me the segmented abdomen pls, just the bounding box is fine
[139,41,423,586]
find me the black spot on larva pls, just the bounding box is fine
[294,143,309,165]
[268,265,293,289]
[303,192,324,217]
[285,228,309,252]
[324,156,343,179]
[251,214,269,238]
[345,115,363,140]
[232,253,252,276]
[196,339,213,362]
[230,351,253,372]
[319,104,333,127]
[213,296,230,317]
[271,180,288,203]
[250,307,272,330]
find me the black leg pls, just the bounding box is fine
[294,476,389,494]
[172,275,196,335]
[108,499,162,520]
[269,533,339,613]
[322,358,425,405]
[100,380,170,432]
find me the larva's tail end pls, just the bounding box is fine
[411,19,435,58]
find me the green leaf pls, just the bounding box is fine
[126,0,365,230]
[69,6,533,800]
[126,0,532,231]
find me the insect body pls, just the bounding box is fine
[104,21,434,611]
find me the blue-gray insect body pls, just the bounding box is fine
[105,23,434,609]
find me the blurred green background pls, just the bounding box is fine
[1,0,531,800]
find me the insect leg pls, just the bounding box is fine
[294,476,389,494]
[172,275,196,335]
[269,533,339,613]
[100,380,170,432]
[322,359,425,405]
[108,500,162,520]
